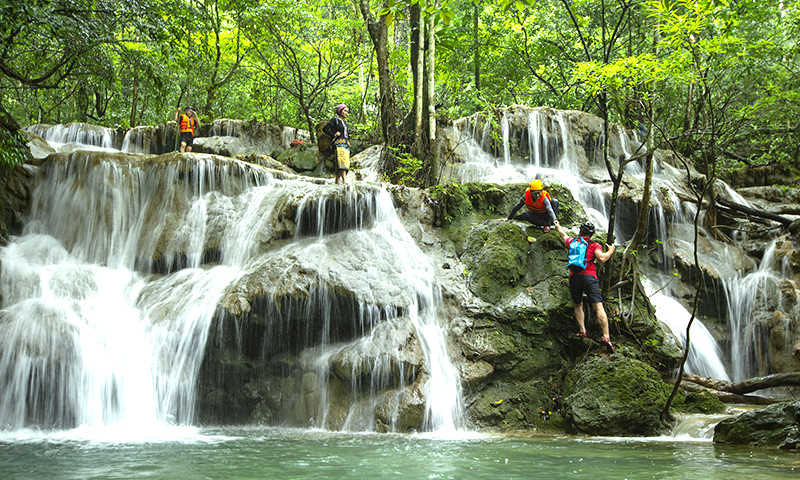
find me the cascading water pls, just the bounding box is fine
[121,126,156,154]
[722,241,782,381]
[292,189,464,432]
[0,144,464,434]
[0,152,268,429]
[210,119,240,137]
[24,123,118,151]
[446,105,732,378]
[643,278,730,380]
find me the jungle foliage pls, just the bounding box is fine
[1,0,799,175]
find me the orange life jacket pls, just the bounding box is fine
[524,188,552,213]
[179,114,195,134]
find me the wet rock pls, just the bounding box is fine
[235,153,296,173]
[461,327,522,370]
[459,221,528,303]
[680,391,727,414]
[21,130,55,159]
[725,164,796,188]
[276,144,320,172]
[714,399,800,449]
[562,355,671,436]
[460,360,494,389]
[193,136,250,157]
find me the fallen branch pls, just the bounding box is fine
[715,195,793,227]
[682,372,800,394]
[673,380,780,405]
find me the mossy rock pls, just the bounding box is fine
[459,222,528,303]
[562,355,671,436]
[714,399,800,449]
[681,390,727,414]
[462,182,511,217]
[467,381,557,431]
[431,183,472,227]
[277,145,318,172]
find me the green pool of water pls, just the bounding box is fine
[0,426,796,479]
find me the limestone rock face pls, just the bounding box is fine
[193,136,250,157]
[562,355,671,436]
[20,130,55,159]
[459,222,528,304]
[714,399,800,449]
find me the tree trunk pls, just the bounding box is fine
[675,380,781,405]
[359,0,397,144]
[0,102,21,134]
[76,84,89,123]
[425,7,438,186]
[599,92,618,245]
[410,5,424,156]
[473,3,480,91]
[130,64,139,127]
[683,372,800,395]
[625,151,654,252]
[715,195,793,226]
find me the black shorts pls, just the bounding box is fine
[514,199,559,226]
[179,132,194,146]
[569,274,603,304]
[516,210,550,226]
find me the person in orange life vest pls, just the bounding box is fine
[174,106,200,152]
[499,179,559,232]
[554,220,616,353]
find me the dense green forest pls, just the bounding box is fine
[1,0,799,179]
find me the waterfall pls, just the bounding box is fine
[211,119,240,137]
[527,110,543,168]
[722,241,781,381]
[121,126,155,154]
[291,189,464,432]
[501,113,511,164]
[0,151,269,429]
[644,279,730,380]
[24,123,118,151]
[444,106,731,378]
[0,131,463,433]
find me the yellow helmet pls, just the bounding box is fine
[529,179,543,191]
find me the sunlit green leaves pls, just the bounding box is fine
[0,129,29,167]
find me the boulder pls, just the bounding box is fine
[459,221,528,303]
[234,152,296,173]
[193,136,251,157]
[681,390,727,414]
[21,130,55,159]
[562,355,671,436]
[276,144,321,172]
[714,399,800,449]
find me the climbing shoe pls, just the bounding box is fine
[600,337,615,353]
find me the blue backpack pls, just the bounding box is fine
[568,237,590,272]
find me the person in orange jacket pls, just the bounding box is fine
[174,106,200,153]
[499,179,559,232]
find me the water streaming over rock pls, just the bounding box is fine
[0,146,463,433]
[445,105,756,380]
[24,123,119,151]
[721,241,787,381]
[120,126,157,154]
